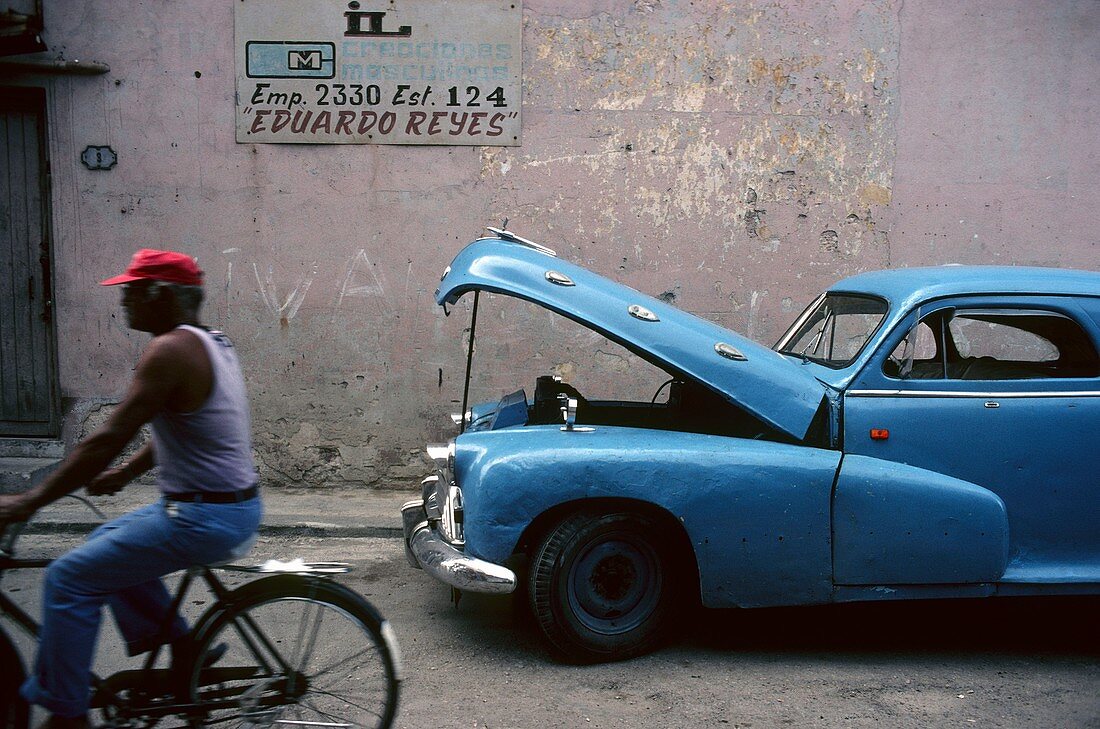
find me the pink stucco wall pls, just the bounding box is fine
[5,0,1097,488]
[886,0,1099,268]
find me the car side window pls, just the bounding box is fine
[950,315,1057,362]
[887,307,1099,381]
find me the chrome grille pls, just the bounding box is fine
[426,441,463,546]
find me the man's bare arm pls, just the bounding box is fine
[0,336,184,521]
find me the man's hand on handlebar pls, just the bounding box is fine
[87,467,131,496]
[0,493,35,526]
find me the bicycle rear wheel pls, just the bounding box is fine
[188,575,400,729]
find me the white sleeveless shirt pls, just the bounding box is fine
[150,324,258,495]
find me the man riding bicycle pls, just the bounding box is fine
[0,249,262,729]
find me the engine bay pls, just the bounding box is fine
[468,374,787,442]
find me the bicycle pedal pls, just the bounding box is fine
[90,669,174,708]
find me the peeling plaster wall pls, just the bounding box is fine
[6,0,1097,489]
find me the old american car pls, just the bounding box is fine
[401,228,1100,662]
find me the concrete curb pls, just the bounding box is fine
[20,522,406,539]
[20,484,416,540]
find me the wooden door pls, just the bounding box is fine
[1,86,58,436]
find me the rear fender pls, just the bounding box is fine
[834,454,1010,584]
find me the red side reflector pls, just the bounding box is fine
[870,428,890,440]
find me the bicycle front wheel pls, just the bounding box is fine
[0,629,29,729]
[188,574,401,729]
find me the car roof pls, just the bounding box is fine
[830,265,1100,306]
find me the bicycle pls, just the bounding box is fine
[0,496,402,729]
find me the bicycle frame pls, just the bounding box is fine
[0,552,48,643]
[0,534,356,724]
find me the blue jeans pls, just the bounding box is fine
[21,497,262,717]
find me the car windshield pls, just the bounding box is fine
[775,293,888,368]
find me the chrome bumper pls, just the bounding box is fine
[401,499,516,594]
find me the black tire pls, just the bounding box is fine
[528,510,677,663]
[188,575,400,729]
[0,631,29,729]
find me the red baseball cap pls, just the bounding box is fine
[100,248,204,286]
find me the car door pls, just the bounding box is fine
[841,295,1100,582]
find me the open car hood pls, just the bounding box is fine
[435,236,828,442]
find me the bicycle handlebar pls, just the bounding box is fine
[0,520,26,560]
[0,493,108,560]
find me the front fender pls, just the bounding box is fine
[454,426,842,608]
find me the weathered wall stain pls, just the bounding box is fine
[11,0,1098,489]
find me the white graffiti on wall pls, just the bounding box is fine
[335,248,388,312]
[225,250,393,324]
[254,261,316,322]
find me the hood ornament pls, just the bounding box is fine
[485,226,557,257]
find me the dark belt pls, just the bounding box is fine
[164,484,259,504]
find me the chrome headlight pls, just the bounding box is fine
[426,442,453,472]
[425,441,463,545]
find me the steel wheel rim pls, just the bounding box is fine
[566,531,662,635]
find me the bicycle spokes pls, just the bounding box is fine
[191,588,397,729]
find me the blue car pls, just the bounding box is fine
[401,228,1100,662]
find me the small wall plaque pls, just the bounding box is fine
[81,145,117,170]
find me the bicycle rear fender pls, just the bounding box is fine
[189,574,389,649]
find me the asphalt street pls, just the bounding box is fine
[4,487,1099,728]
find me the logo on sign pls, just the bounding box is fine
[245,41,335,79]
[344,2,411,37]
[288,50,322,70]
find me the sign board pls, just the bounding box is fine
[235,1,521,145]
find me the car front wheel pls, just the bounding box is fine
[528,510,676,662]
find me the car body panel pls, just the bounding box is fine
[833,454,1009,584]
[844,294,1100,572]
[454,425,840,608]
[831,265,1100,308]
[436,238,827,441]
[403,235,1100,639]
